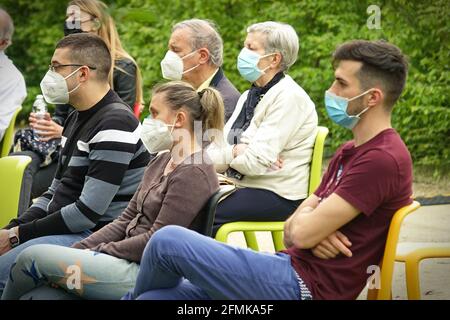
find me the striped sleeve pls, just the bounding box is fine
[3,178,60,229]
[18,110,143,241]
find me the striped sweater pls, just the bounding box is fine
[6,90,150,242]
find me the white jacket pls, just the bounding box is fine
[0,51,26,141]
[207,74,318,200]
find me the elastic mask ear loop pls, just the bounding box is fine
[355,106,370,117]
[180,50,200,75]
[348,89,373,102]
[65,66,83,94]
[259,52,276,74]
[182,64,200,75]
[349,89,373,117]
[168,113,179,133]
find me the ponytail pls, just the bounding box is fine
[152,82,225,144]
[198,87,224,132]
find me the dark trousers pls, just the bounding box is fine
[212,187,303,236]
[11,151,57,216]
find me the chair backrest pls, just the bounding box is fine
[368,200,421,300]
[0,155,32,227]
[215,221,286,251]
[1,107,22,157]
[189,185,236,236]
[308,126,329,195]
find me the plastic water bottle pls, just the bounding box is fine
[32,94,48,140]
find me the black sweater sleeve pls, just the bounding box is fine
[18,209,71,242]
[3,206,48,231]
[113,59,137,109]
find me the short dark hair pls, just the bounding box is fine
[333,40,409,109]
[56,33,111,82]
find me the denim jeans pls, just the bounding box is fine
[1,243,139,300]
[0,230,92,297]
[123,225,306,300]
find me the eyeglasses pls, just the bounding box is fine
[49,64,97,72]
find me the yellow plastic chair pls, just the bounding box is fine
[1,107,22,158]
[308,126,329,195]
[216,201,421,300]
[395,242,450,300]
[215,126,329,250]
[0,155,32,227]
[215,221,285,252]
[366,201,421,300]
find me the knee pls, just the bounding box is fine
[16,245,49,267]
[144,226,190,258]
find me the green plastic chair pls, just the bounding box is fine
[215,126,329,250]
[1,107,22,157]
[0,155,32,227]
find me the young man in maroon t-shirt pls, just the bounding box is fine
[122,39,413,301]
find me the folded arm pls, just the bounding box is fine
[286,193,360,249]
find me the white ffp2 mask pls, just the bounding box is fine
[160,50,199,80]
[140,117,177,153]
[40,67,82,104]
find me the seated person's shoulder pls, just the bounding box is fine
[114,58,136,75]
[365,130,411,168]
[275,75,314,105]
[353,147,403,178]
[96,104,139,131]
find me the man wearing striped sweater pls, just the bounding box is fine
[0,33,150,293]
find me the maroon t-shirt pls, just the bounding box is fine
[284,128,413,300]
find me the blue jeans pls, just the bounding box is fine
[0,230,91,296]
[123,225,305,300]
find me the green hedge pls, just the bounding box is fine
[3,0,449,167]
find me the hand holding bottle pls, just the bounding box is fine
[30,113,63,142]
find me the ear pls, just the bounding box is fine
[174,110,188,128]
[270,52,283,69]
[77,66,91,83]
[0,39,8,48]
[197,48,210,65]
[367,88,383,107]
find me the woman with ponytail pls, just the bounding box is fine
[2,81,222,300]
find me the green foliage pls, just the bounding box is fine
[2,0,449,167]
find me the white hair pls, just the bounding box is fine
[0,8,14,47]
[247,21,299,71]
[173,19,223,67]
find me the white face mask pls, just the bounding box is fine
[160,50,199,80]
[40,67,82,104]
[140,116,177,153]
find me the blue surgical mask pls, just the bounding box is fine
[237,47,274,82]
[324,89,372,129]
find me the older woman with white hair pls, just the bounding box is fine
[209,21,318,235]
